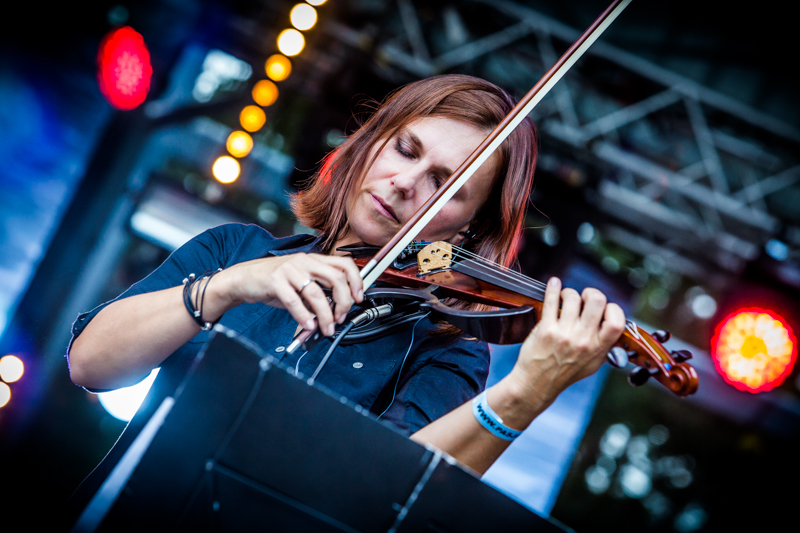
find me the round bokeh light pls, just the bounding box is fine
[0,355,24,383]
[97,26,152,110]
[711,308,797,393]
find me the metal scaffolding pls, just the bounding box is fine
[324,0,800,285]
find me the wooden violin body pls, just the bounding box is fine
[341,242,699,398]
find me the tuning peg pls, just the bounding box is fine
[652,330,671,343]
[671,349,693,363]
[628,367,652,387]
[607,347,629,368]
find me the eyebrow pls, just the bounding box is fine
[402,128,454,178]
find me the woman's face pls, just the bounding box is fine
[341,116,499,248]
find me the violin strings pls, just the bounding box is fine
[407,242,548,291]
[409,241,547,288]
[408,242,544,288]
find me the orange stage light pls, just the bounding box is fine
[252,80,279,107]
[226,131,254,158]
[240,105,266,132]
[711,308,797,393]
[265,54,292,82]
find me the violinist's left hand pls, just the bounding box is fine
[410,276,626,475]
[508,276,626,412]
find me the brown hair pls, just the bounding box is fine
[292,73,537,288]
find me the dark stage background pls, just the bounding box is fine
[1,1,799,530]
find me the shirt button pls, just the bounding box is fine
[275,346,285,353]
[352,362,363,369]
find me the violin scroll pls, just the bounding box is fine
[614,322,699,397]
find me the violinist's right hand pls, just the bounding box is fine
[69,252,364,390]
[219,253,364,337]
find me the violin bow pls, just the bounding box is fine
[360,0,633,288]
[288,0,633,353]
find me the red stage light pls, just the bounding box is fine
[711,308,797,393]
[97,26,153,110]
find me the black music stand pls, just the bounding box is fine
[73,326,570,532]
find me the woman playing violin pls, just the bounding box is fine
[67,74,626,486]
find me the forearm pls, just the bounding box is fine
[68,272,238,390]
[410,370,551,475]
[410,278,626,476]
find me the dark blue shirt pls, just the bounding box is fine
[69,223,490,437]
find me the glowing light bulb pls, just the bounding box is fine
[252,79,279,106]
[711,308,797,393]
[0,355,24,383]
[265,54,292,81]
[307,0,327,5]
[277,29,305,56]
[240,105,266,132]
[97,26,152,110]
[0,382,9,408]
[212,156,241,184]
[226,131,254,158]
[291,4,317,31]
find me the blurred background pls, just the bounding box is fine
[1,0,798,530]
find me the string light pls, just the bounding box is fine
[240,105,266,132]
[265,54,292,81]
[277,28,305,56]
[211,0,327,181]
[252,79,279,106]
[212,156,241,184]
[0,355,24,383]
[290,4,318,31]
[226,131,254,158]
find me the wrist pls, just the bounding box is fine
[202,268,241,320]
[488,369,553,429]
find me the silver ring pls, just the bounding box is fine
[298,278,314,293]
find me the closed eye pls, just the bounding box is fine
[394,138,414,159]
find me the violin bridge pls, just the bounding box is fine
[417,241,453,274]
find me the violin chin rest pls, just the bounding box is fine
[423,301,538,345]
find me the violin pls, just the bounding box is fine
[333,241,697,398]
[288,0,699,397]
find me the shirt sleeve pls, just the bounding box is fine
[378,336,491,436]
[66,223,247,356]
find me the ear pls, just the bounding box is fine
[445,222,475,245]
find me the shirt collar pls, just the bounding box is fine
[267,232,328,257]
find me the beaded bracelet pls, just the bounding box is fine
[471,390,523,441]
[182,268,223,331]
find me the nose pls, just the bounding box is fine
[391,165,425,199]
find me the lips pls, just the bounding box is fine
[371,194,399,223]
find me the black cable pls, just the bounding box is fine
[308,321,356,384]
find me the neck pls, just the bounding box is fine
[330,231,363,256]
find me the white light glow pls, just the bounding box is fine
[0,382,10,408]
[691,294,717,319]
[277,29,305,56]
[212,155,241,184]
[98,368,160,422]
[0,355,24,383]
[576,222,595,244]
[192,49,252,103]
[290,4,317,30]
